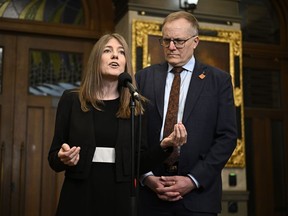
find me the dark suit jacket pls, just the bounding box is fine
[48,90,170,182]
[135,60,237,213]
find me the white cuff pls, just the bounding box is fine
[139,171,154,186]
[187,174,200,188]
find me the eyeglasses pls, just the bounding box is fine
[159,35,197,49]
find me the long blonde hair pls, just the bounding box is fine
[78,33,145,118]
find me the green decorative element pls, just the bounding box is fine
[49,2,67,23]
[29,49,82,96]
[74,8,83,25]
[35,0,46,21]
[0,0,83,25]
[31,50,42,65]
[0,0,11,17]
[20,0,43,20]
[49,52,62,77]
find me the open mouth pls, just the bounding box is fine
[109,62,120,68]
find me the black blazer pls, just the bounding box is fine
[136,60,238,213]
[48,90,170,182]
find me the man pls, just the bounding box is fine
[136,11,237,216]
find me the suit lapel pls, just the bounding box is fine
[182,61,208,123]
[151,62,207,124]
[154,63,168,120]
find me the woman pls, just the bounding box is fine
[48,33,187,216]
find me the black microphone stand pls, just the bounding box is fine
[129,95,137,216]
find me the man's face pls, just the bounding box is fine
[161,18,199,67]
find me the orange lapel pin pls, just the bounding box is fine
[198,72,206,79]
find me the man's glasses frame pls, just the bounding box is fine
[159,35,198,49]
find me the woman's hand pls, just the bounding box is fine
[58,143,81,166]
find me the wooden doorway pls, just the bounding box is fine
[0,33,94,216]
[243,54,288,216]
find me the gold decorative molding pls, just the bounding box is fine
[132,20,245,168]
[133,21,161,47]
[132,20,162,71]
[227,139,246,168]
[218,30,242,56]
[234,87,242,107]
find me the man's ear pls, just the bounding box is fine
[193,36,200,49]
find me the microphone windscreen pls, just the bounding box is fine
[118,72,132,87]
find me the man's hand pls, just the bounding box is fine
[155,175,196,201]
[160,122,187,149]
[145,175,195,201]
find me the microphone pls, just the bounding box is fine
[118,72,140,100]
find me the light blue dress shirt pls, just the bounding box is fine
[141,56,199,188]
[160,57,194,140]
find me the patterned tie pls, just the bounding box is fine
[163,67,183,166]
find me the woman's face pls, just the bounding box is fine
[100,38,126,79]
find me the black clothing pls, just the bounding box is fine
[48,90,170,216]
[56,98,131,215]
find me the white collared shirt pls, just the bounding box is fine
[160,56,195,140]
[140,56,200,188]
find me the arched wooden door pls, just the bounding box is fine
[0,33,94,216]
[0,0,114,215]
